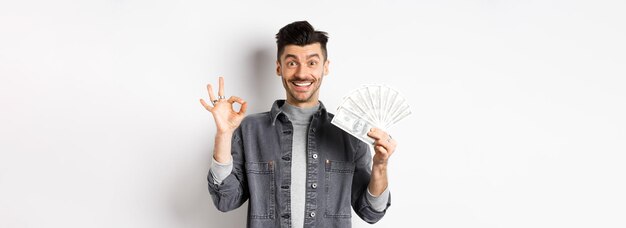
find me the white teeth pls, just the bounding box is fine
[294,82,312,86]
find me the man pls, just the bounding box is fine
[199,21,397,228]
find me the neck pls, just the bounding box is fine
[281,101,320,124]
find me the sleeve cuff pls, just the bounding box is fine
[209,156,233,185]
[366,187,390,212]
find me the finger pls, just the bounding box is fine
[374,136,397,153]
[367,128,388,140]
[218,76,225,97]
[239,101,248,115]
[207,84,216,101]
[373,138,393,150]
[367,128,382,139]
[375,145,389,156]
[199,99,213,111]
[226,96,248,114]
[227,96,243,104]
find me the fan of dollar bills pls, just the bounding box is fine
[331,85,411,144]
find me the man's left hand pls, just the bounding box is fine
[367,128,397,166]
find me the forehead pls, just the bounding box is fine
[281,43,323,59]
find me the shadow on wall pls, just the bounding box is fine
[248,46,283,112]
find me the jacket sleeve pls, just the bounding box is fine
[207,126,249,212]
[351,141,391,224]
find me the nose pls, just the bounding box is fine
[295,65,308,78]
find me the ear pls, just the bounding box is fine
[323,59,330,76]
[276,60,281,76]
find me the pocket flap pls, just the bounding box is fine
[325,160,355,173]
[245,161,274,174]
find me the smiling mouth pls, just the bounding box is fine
[292,81,313,87]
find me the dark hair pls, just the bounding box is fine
[275,21,329,61]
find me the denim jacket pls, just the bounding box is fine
[207,100,391,228]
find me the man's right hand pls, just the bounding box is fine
[199,76,248,135]
[200,77,248,163]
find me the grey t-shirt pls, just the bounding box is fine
[280,102,318,228]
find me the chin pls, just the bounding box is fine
[290,94,313,103]
[294,97,311,103]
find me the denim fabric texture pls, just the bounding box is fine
[207,100,391,228]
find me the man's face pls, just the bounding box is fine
[276,43,329,108]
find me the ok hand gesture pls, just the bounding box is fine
[199,77,248,134]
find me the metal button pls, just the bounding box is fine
[310,211,316,217]
[312,154,318,159]
[311,183,317,189]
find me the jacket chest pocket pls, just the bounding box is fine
[324,160,355,218]
[245,161,275,219]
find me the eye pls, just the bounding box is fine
[287,61,298,67]
[308,61,318,66]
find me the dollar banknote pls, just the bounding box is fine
[331,107,377,145]
[332,85,411,144]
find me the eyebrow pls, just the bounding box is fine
[284,53,321,60]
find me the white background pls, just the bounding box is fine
[1,0,625,227]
